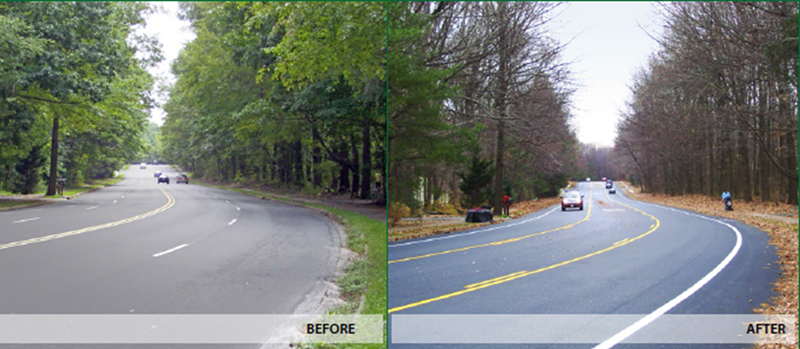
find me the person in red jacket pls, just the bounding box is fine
[502,194,512,216]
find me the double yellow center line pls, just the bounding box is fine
[388,187,660,313]
[0,185,175,251]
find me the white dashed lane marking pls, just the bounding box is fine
[228,219,237,226]
[153,244,189,258]
[12,217,40,224]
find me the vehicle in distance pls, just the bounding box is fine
[561,191,584,211]
[140,163,146,169]
[609,187,616,194]
[586,177,591,181]
[606,181,613,189]
[154,171,162,178]
[158,174,169,184]
[602,177,607,181]
[176,174,189,184]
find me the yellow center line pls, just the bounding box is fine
[388,186,660,314]
[389,189,594,264]
[0,185,175,251]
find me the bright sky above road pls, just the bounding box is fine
[141,2,194,126]
[142,2,664,147]
[548,2,664,148]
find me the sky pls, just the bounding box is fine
[141,2,664,147]
[547,2,665,147]
[140,2,194,126]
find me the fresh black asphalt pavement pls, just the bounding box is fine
[388,181,780,348]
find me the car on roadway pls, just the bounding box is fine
[606,180,613,189]
[140,163,146,169]
[601,177,607,182]
[586,177,591,182]
[561,191,584,211]
[158,174,169,184]
[153,171,162,178]
[176,174,189,184]
[609,187,616,194]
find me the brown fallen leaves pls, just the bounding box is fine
[618,182,798,349]
[388,197,562,242]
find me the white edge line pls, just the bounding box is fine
[593,197,743,349]
[152,243,190,258]
[12,217,40,224]
[389,206,559,248]
[228,218,237,226]
[86,206,98,210]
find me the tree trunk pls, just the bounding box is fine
[312,128,322,187]
[350,134,360,197]
[338,143,350,193]
[492,2,509,216]
[360,113,371,199]
[294,139,303,186]
[46,115,59,196]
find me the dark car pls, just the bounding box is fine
[154,171,162,178]
[466,207,493,222]
[158,174,169,184]
[609,188,616,194]
[606,181,613,189]
[561,191,584,211]
[176,174,189,184]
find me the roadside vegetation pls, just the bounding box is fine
[0,2,161,196]
[612,2,798,205]
[158,3,386,206]
[389,2,578,220]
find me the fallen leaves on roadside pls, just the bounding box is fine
[388,197,561,241]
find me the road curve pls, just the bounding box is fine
[388,181,779,348]
[0,165,344,348]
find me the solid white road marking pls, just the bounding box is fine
[389,207,560,248]
[593,197,743,349]
[228,219,237,226]
[86,206,98,210]
[12,217,40,224]
[152,243,189,257]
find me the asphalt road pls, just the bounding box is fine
[0,165,343,348]
[388,181,780,348]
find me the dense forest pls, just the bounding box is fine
[389,2,578,216]
[0,2,159,195]
[159,2,386,203]
[614,2,799,204]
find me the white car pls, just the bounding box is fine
[140,163,146,169]
[561,191,584,211]
[586,177,591,181]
